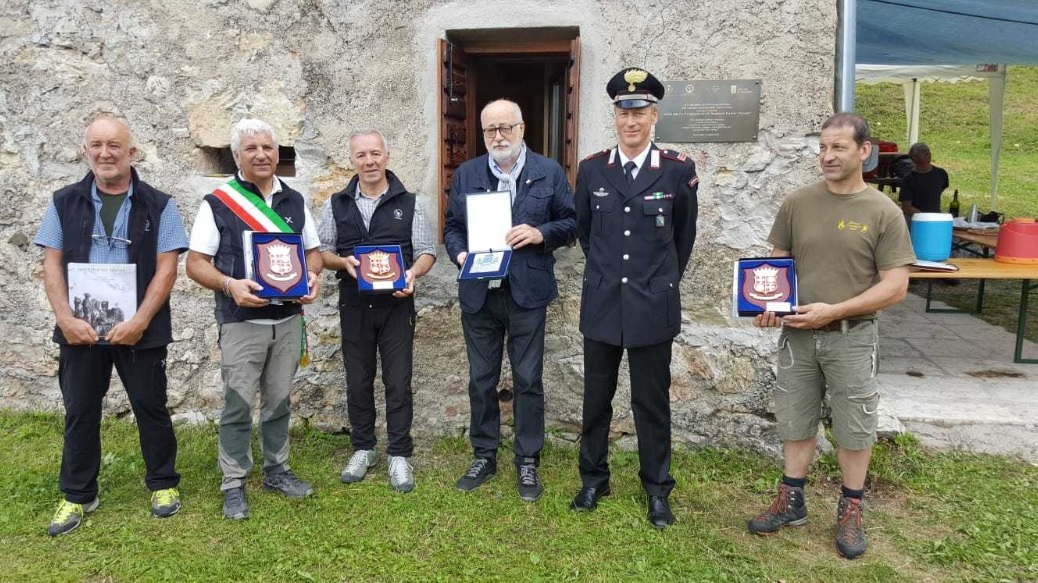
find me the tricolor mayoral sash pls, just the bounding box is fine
[212,178,309,300]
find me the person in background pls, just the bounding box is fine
[898,142,949,215]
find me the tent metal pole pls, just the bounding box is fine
[835,0,856,112]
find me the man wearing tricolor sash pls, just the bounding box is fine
[186,118,322,520]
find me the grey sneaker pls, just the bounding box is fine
[388,455,415,493]
[222,486,249,520]
[836,496,868,559]
[341,450,378,484]
[150,488,181,518]
[263,470,314,499]
[748,483,808,534]
[47,498,99,536]
[517,464,543,502]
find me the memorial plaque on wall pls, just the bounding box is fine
[657,80,762,143]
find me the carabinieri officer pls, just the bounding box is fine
[571,67,699,529]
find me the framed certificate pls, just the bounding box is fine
[355,244,407,293]
[243,231,310,300]
[732,257,797,317]
[460,190,513,281]
[458,250,512,281]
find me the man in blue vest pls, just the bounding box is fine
[36,114,189,536]
[186,118,322,520]
[317,129,436,493]
[443,99,576,502]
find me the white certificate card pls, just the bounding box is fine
[466,191,512,252]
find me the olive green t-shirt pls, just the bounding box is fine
[767,181,915,318]
[98,191,128,237]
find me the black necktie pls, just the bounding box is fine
[624,161,637,187]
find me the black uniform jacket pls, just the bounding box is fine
[575,144,698,348]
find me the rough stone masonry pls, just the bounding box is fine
[0,0,836,456]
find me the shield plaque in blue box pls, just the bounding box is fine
[355,245,406,293]
[733,257,797,317]
[244,232,310,300]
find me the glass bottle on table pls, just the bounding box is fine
[949,189,960,217]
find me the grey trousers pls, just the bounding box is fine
[217,316,302,490]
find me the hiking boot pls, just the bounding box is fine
[748,483,808,534]
[47,498,99,536]
[388,455,415,493]
[456,457,496,491]
[836,496,868,559]
[263,470,314,499]
[341,450,378,484]
[222,486,248,520]
[150,488,181,518]
[516,463,543,502]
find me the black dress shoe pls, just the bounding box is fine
[570,486,611,512]
[647,495,674,528]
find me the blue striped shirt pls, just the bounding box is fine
[34,180,190,263]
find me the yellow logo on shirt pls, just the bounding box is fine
[838,219,870,233]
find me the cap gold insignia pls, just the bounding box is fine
[624,69,648,92]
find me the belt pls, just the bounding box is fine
[817,319,874,332]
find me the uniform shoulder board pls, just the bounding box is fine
[581,149,610,162]
[660,149,691,164]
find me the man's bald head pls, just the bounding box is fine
[83,114,137,193]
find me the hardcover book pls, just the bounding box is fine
[67,262,137,342]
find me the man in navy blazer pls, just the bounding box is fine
[443,99,576,502]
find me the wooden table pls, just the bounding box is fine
[910,258,1038,363]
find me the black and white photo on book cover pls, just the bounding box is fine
[67,263,137,340]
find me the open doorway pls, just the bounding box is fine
[437,28,580,231]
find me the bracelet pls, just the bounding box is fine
[221,276,233,298]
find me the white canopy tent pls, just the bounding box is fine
[855,64,1007,209]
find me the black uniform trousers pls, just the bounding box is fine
[340,297,416,457]
[58,344,179,504]
[579,337,675,497]
[461,285,546,466]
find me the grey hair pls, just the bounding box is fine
[908,142,931,158]
[348,128,389,153]
[82,113,136,148]
[230,118,278,155]
[480,99,523,124]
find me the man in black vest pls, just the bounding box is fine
[186,118,322,520]
[317,129,436,493]
[35,114,189,536]
[443,99,576,502]
[571,68,699,528]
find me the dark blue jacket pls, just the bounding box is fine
[575,145,698,348]
[443,150,576,314]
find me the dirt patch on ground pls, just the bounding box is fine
[965,369,1026,379]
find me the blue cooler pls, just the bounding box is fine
[910,212,953,261]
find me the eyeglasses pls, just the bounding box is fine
[92,234,132,249]
[482,123,523,139]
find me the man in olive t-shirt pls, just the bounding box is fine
[746,113,915,560]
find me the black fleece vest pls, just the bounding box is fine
[203,179,307,324]
[52,170,173,349]
[331,174,415,308]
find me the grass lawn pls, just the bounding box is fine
[1,411,1035,582]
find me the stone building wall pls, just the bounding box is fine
[0,0,835,455]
